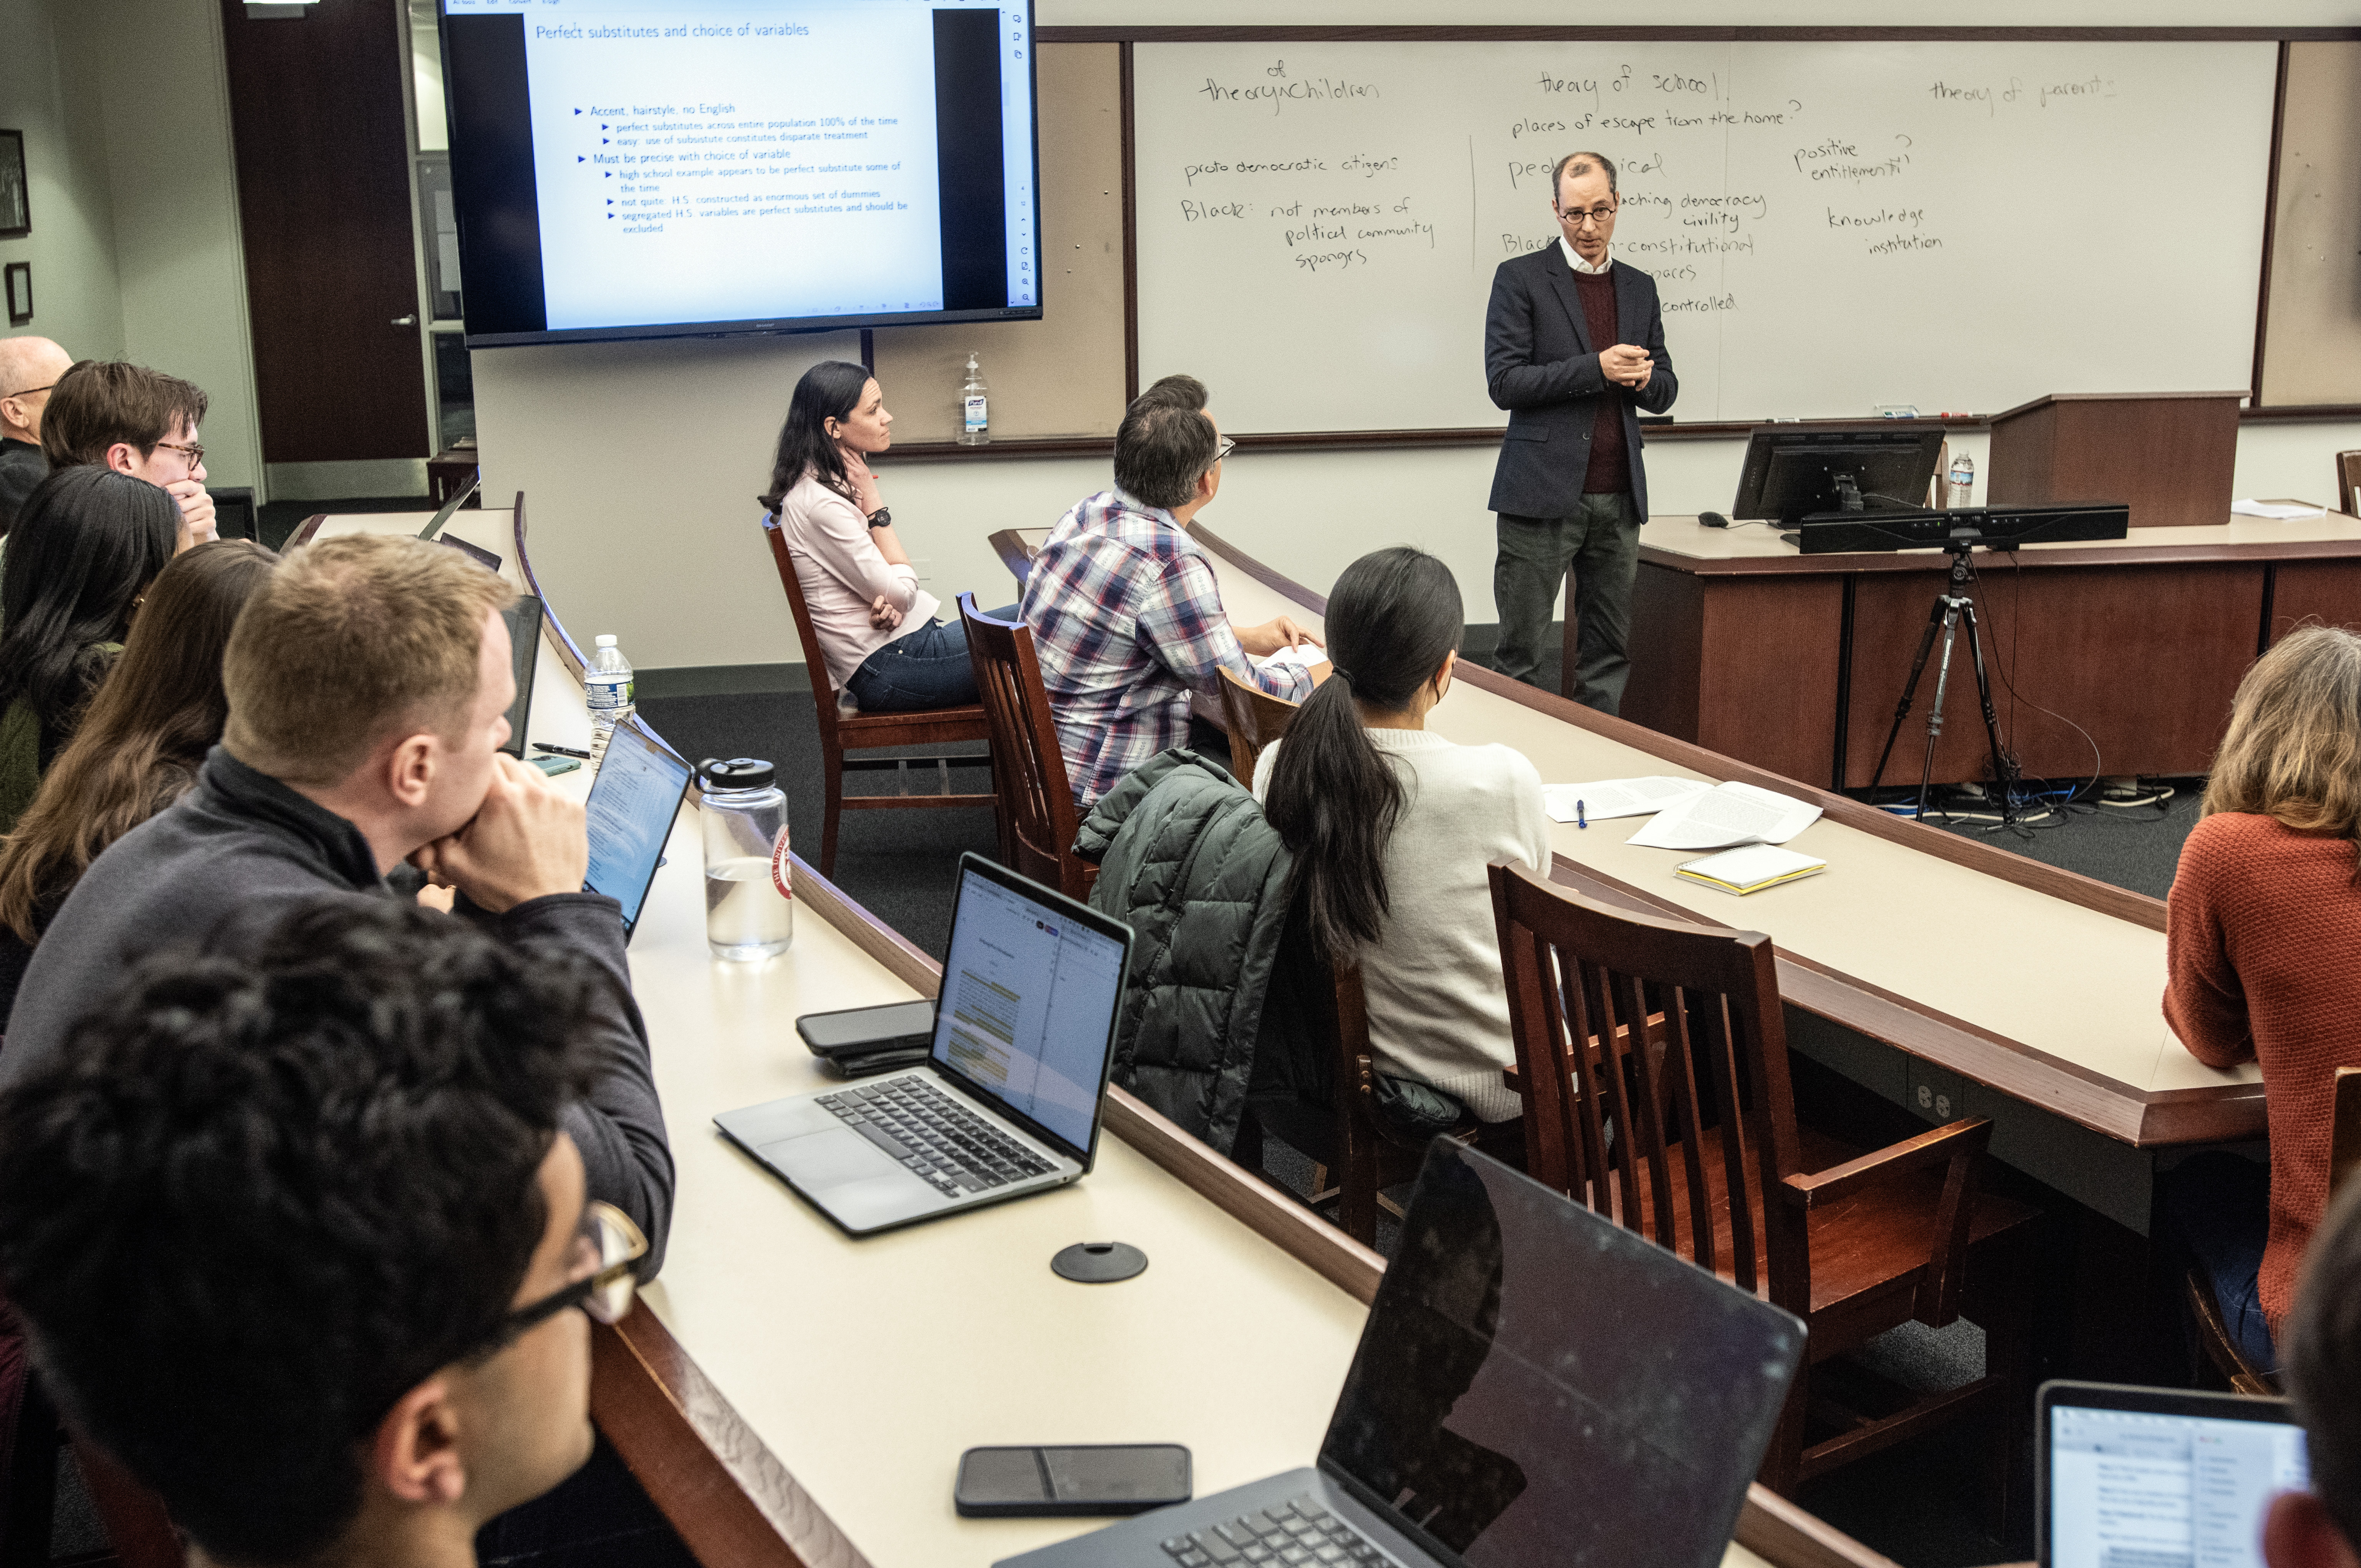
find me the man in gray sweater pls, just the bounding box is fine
[0,533,673,1270]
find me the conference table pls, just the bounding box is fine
[1624,507,2361,789]
[292,503,1897,1568]
[990,523,2259,1247]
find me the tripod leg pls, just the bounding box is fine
[1958,602,2017,827]
[1867,595,1950,796]
[1916,602,1964,820]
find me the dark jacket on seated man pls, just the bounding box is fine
[0,746,675,1269]
[1078,747,1320,1155]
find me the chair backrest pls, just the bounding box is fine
[2333,1067,2361,1204]
[760,514,845,747]
[1216,668,1301,785]
[2339,451,2361,519]
[956,594,1086,898]
[1489,860,1806,1309]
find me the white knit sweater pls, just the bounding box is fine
[1254,727,1552,1122]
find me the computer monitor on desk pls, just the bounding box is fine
[1732,424,1946,523]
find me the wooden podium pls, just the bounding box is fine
[1985,390,2243,528]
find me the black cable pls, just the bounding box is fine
[1966,550,2104,812]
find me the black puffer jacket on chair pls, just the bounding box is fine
[1074,747,1312,1155]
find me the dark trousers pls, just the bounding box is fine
[2155,1151,2276,1371]
[1493,493,1640,714]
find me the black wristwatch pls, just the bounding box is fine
[866,507,892,530]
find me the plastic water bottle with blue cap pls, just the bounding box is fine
[585,634,634,772]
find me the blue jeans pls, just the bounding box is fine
[2156,1151,2276,1371]
[843,603,1017,712]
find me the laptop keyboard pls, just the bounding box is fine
[1160,1495,1394,1567]
[815,1077,1055,1198]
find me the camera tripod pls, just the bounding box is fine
[1864,532,2021,826]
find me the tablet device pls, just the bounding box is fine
[2037,1380,2309,1568]
[581,718,692,941]
[498,595,542,759]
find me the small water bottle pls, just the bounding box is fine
[584,635,636,772]
[1946,451,1976,510]
[699,757,792,960]
[960,352,989,446]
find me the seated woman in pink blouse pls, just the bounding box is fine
[758,361,1013,711]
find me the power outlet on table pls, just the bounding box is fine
[1906,1061,1970,1125]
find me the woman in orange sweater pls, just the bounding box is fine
[2163,625,2361,1371]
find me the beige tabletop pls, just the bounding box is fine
[1187,530,2255,1120]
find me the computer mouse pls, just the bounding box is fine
[1700,511,1732,528]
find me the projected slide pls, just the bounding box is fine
[443,0,1038,345]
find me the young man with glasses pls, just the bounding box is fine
[1019,375,1326,807]
[38,358,218,549]
[0,900,676,1568]
[1483,150,1679,713]
[0,336,72,532]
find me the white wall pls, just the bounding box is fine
[0,0,126,362]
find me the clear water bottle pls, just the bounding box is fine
[1946,451,1976,510]
[960,352,989,446]
[700,757,792,960]
[585,634,635,772]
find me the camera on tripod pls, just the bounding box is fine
[1728,424,2131,826]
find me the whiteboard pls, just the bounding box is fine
[1133,41,2278,432]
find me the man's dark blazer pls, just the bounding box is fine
[1484,248,1678,520]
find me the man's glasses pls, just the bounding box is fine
[153,440,204,471]
[469,1201,648,1360]
[1212,435,1236,465]
[1559,203,1618,228]
[1,384,54,402]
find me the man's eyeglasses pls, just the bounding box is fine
[153,440,204,471]
[1211,435,1236,465]
[1559,203,1618,228]
[469,1201,648,1359]
[1,384,54,402]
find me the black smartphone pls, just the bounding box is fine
[954,1444,1192,1518]
[795,1000,937,1059]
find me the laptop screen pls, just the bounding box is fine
[582,723,692,937]
[1319,1145,1805,1568]
[2044,1392,2308,1568]
[931,860,1127,1155]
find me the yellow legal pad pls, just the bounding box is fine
[1674,844,1829,896]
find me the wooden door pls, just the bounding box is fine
[219,0,430,465]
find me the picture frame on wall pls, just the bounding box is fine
[4,264,28,327]
[0,130,26,239]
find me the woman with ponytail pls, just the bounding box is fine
[1257,546,1551,1126]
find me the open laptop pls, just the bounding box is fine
[580,717,692,942]
[2037,1380,2310,1568]
[716,853,1132,1236]
[1001,1140,1808,1568]
[497,594,541,759]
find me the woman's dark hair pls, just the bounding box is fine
[0,540,277,939]
[1265,547,1464,965]
[758,359,873,513]
[0,467,179,735]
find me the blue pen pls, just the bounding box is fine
[1576,799,1587,829]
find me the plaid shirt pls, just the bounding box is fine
[1019,490,1313,806]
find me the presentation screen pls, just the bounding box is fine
[440,0,1039,347]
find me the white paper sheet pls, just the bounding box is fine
[1252,644,1314,675]
[1625,781,1823,850]
[2230,499,2326,520]
[1543,775,1712,824]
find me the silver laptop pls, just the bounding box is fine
[716,854,1132,1236]
[1000,1141,1808,1568]
[2036,1381,2310,1568]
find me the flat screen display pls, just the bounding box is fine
[2046,1400,2308,1568]
[441,0,1040,346]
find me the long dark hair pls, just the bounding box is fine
[758,360,872,513]
[0,467,179,733]
[0,539,277,938]
[1265,547,1464,965]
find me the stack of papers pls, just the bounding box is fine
[1542,776,1710,824]
[1253,643,1317,675]
[1676,844,1827,896]
[2230,499,2326,520]
[1625,781,1822,850]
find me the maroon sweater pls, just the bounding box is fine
[1573,267,1630,496]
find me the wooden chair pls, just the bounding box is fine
[761,522,997,875]
[1306,960,1482,1247]
[1489,861,2040,1500]
[1215,669,1300,785]
[2337,450,2361,518]
[956,595,1094,902]
[2334,1065,2361,1203]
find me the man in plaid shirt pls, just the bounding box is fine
[1021,378,1323,806]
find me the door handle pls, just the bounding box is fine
[391,314,418,327]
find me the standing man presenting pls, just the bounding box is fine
[1484,151,1676,712]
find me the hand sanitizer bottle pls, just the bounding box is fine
[960,353,989,446]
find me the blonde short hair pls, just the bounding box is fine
[222,534,515,786]
[2202,625,2361,849]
